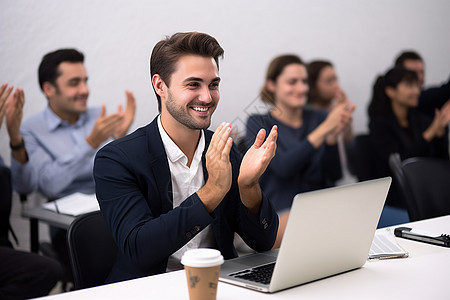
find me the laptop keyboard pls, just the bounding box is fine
[228,263,275,285]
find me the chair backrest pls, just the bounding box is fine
[67,210,117,290]
[389,153,450,221]
[388,153,415,212]
[347,134,380,181]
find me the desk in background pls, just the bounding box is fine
[21,205,74,253]
[21,193,98,252]
[34,215,450,299]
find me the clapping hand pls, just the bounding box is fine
[238,125,278,212]
[86,105,124,149]
[113,90,136,139]
[5,87,25,144]
[197,122,234,213]
[0,83,14,127]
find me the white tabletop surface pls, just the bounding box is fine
[36,215,450,300]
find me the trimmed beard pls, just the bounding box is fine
[165,90,215,130]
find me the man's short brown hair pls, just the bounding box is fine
[150,32,224,112]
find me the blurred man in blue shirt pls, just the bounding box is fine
[11,48,136,199]
[10,49,136,285]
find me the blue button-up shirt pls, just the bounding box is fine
[11,106,106,199]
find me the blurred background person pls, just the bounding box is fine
[0,82,62,299]
[246,54,354,248]
[10,49,136,288]
[394,51,450,119]
[368,67,450,224]
[307,60,355,184]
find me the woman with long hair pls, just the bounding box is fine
[307,60,355,182]
[369,67,450,208]
[245,54,355,248]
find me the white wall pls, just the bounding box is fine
[1,0,449,165]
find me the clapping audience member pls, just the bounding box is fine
[93,32,278,284]
[246,54,355,248]
[368,67,450,212]
[307,60,355,182]
[0,83,62,300]
[394,51,450,118]
[10,49,136,286]
[307,60,353,142]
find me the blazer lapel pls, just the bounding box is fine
[147,118,174,214]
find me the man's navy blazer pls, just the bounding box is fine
[94,117,278,284]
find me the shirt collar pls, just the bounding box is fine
[44,106,88,132]
[157,115,205,166]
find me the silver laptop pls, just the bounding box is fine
[219,177,391,293]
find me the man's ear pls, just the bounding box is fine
[152,74,166,99]
[42,82,55,99]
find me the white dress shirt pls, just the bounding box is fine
[157,116,215,271]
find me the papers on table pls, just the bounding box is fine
[369,228,409,260]
[42,193,100,216]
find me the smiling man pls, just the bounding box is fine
[93,32,279,284]
[11,48,136,199]
[10,48,136,284]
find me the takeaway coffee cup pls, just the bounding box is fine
[181,248,224,300]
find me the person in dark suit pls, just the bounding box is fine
[0,83,62,299]
[394,51,450,118]
[93,32,279,284]
[368,67,450,209]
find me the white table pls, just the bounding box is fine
[35,215,450,299]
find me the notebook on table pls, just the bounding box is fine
[219,177,392,293]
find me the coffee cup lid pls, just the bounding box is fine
[181,248,224,268]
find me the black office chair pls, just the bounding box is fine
[67,211,117,290]
[389,153,450,221]
[346,134,380,181]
